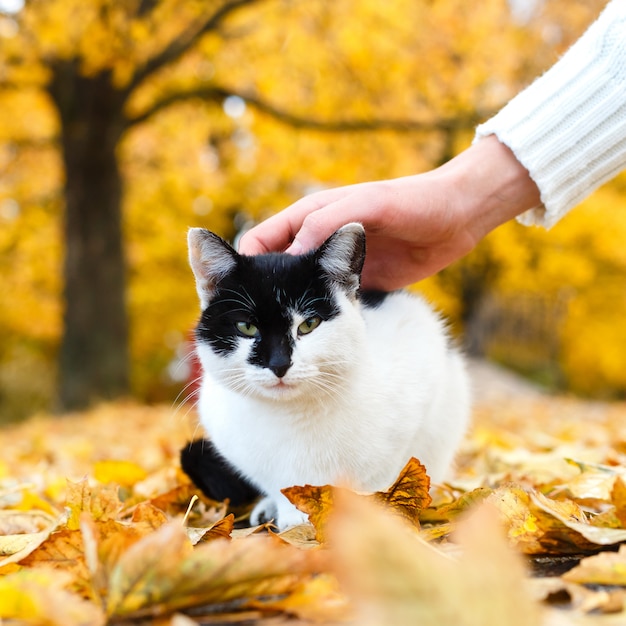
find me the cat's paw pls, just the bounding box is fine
[275,507,310,531]
[250,496,277,526]
[250,497,309,530]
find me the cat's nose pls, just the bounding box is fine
[269,362,291,378]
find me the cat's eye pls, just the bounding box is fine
[236,321,260,338]
[297,316,322,336]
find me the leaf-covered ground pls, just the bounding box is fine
[2,364,626,625]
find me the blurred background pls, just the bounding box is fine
[1,0,622,422]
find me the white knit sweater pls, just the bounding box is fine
[475,0,626,228]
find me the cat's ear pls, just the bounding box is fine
[316,222,366,296]
[188,228,237,308]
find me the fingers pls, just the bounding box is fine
[237,211,298,255]
[237,184,366,255]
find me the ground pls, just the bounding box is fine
[1,360,626,625]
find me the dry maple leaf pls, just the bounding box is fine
[282,483,335,542]
[372,457,432,524]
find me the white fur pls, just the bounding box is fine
[195,289,471,530]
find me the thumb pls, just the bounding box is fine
[285,201,365,255]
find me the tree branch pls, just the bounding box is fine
[127,0,267,94]
[124,85,491,134]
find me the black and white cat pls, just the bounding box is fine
[184,223,470,529]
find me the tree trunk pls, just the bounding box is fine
[48,64,130,410]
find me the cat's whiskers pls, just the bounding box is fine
[171,376,202,419]
[218,287,256,311]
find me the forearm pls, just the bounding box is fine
[440,136,541,243]
[475,0,626,228]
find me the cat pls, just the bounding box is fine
[183,223,471,530]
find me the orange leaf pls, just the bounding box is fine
[20,528,93,597]
[282,484,335,542]
[188,513,235,545]
[373,457,432,526]
[283,457,433,541]
[611,476,626,527]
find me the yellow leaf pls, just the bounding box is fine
[14,489,60,516]
[94,459,148,487]
[0,568,105,626]
[531,491,626,548]
[252,573,352,623]
[65,479,123,530]
[563,544,626,586]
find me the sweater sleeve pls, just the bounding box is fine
[474,0,626,228]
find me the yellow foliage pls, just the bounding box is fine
[0,0,620,414]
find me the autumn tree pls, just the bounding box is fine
[1,0,618,416]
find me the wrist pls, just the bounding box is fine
[443,135,541,241]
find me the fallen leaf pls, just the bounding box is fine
[612,476,626,527]
[130,501,169,531]
[532,491,626,548]
[487,485,545,554]
[252,573,352,623]
[275,523,319,549]
[329,491,541,626]
[563,544,626,586]
[94,459,148,488]
[0,510,67,568]
[105,520,323,618]
[0,509,58,537]
[187,513,235,545]
[373,457,432,525]
[421,486,493,523]
[282,484,335,542]
[65,479,123,530]
[283,457,432,541]
[20,527,93,595]
[0,568,105,626]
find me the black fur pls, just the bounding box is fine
[359,289,391,309]
[180,439,261,506]
[195,251,341,370]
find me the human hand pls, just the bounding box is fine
[238,136,541,290]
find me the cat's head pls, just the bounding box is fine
[188,223,367,401]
